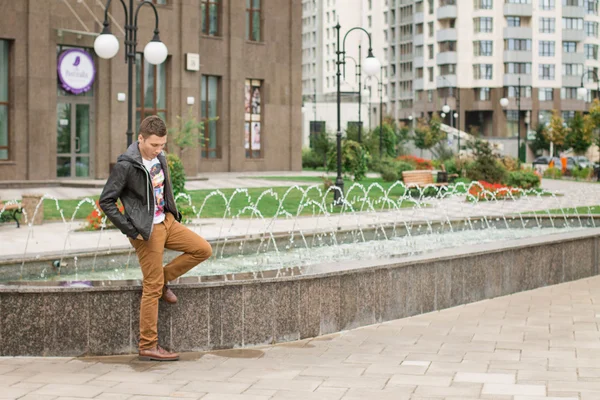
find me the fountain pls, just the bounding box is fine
[1,180,599,356]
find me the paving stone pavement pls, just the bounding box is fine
[1,275,599,399]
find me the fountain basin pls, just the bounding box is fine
[1,227,598,357]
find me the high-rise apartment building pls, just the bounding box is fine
[304,0,600,150]
[396,0,600,141]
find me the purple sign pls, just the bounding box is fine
[57,49,96,94]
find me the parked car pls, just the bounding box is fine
[532,156,561,167]
[568,156,593,170]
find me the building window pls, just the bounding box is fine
[474,40,493,56]
[428,67,434,82]
[505,62,531,74]
[539,88,554,101]
[428,0,434,14]
[507,17,521,27]
[540,0,555,9]
[150,0,167,3]
[474,17,493,33]
[539,41,555,56]
[440,64,456,76]
[562,18,584,30]
[201,0,220,36]
[585,43,599,59]
[538,64,555,79]
[504,86,532,98]
[474,0,493,10]
[246,0,261,42]
[563,41,577,52]
[473,64,493,79]
[540,17,555,33]
[244,79,262,158]
[562,0,583,6]
[586,0,599,14]
[201,75,220,159]
[136,54,167,129]
[585,21,599,37]
[505,39,531,51]
[428,44,434,59]
[561,87,579,99]
[475,87,491,101]
[563,63,583,76]
[0,40,8,160]
[428,22,434,37]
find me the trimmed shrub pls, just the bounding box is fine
[507,170,541,189]
[543,167,562,179]
[572,167,592,180]
[465,140,508,184]
[326,140,370,181]
[380,165,399,182]
[302,148,322,169]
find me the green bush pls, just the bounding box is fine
[465,140,508,184]
[507,170,540,189]
[572,167,592,180]
[326,140,370,181]
[380,165,399,182]
[302,148,322,169]
[543,167,562,179]
[167,153,186,197]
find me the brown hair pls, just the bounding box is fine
[139,115,167,138]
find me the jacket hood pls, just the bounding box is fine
[118,141,165,165]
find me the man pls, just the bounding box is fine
[100,115,212,361]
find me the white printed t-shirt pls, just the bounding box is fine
[142,157,166,224]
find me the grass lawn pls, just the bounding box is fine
[532,205,600,215]
[38,179,424,223]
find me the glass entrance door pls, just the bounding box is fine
[56,100,93,178]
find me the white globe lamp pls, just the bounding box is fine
[499,97,510,108]
[578,86,588,98]
[442,104,450,114]
[362,50,381,77]
[144,39,168,65]
[94,33,119,59]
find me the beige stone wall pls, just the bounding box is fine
[0,0,302,181]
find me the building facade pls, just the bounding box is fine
[0,0,302,182]
[392,0,600,142]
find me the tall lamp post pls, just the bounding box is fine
[94,0,168,148]
[500,77,522,163]
[344,53,364,142]
[334,24,380,205]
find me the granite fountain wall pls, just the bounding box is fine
[0,228,599,357]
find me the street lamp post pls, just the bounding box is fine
[335,24,380,205]
[500,77,522,163]
[94,0,168,148]
[344,53,364,143]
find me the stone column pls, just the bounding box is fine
[21,194,44,225]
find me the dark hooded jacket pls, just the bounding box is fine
[99,141,181,241]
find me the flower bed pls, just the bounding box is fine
[468,181,521,201]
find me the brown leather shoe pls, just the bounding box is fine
[162,286,177,304]
[139,345,179,361]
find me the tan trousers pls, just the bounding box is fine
[129,213,212,350]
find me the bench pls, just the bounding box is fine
[402,170,446,188]
[0,201,22,228]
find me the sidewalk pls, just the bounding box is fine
[1,275,598,399]
[1,178,599,260]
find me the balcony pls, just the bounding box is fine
[437,74,457,87]
[414,12,424,24]
[414,34,424,46]
[437,4,457,20]
[503,50,532,63]
[563,75,582,87]
[414,56,424,68]
[414,78,424,91]
[436,28,457,42]
[562,52,585,64]
[562,29,586,42]
[503,3,532,17]
[436,51,457,65]
[503,74,532,87]
[503,27,532,40]
[563,6,585,18]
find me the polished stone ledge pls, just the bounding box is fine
[0,228,598,356]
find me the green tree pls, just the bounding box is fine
[312,131,334,168]
[567,112,593,155]
[168,107,206,157]
[528,123,550,156]
[365,122,396,158]
[544,110,568,155]
[586,98,600,155]
[413,114,445,156]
